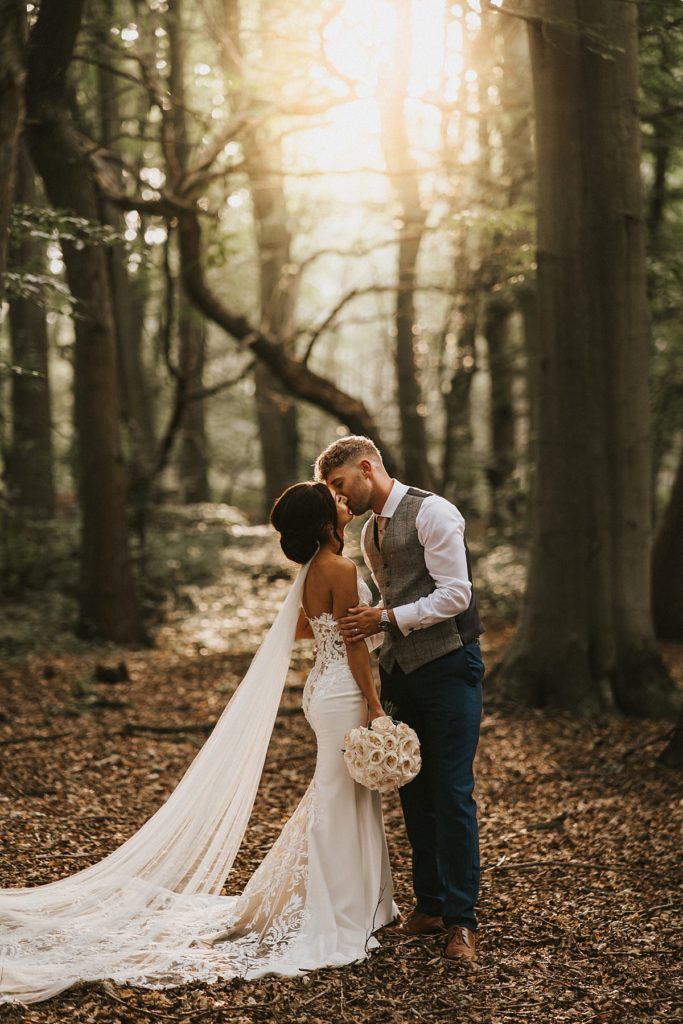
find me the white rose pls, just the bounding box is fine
[400,738,420,757]
[361,734,377,757]
[383,752,399,772]
[381,734,397,752]
[371,715,394,734]
[369,748,384,765]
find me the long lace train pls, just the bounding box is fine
[0,567,395,1003]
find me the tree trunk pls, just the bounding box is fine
[96,14,156,484]
[7,141,56,517]
[490,0,678,717]
[652,440,683,640]
[25,0,145,643]
[659,709,683,771]
[167,0,210,503]
[483,297,515,523]
[246,136,299,514]
[378,0,431,489]
[221,0,299,516]
[177,306,210,502]
[441,295,478,510]
[0,0,25,299]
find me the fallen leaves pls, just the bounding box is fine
[0,525,681,1023]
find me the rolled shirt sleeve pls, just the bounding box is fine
[392,496,472,637]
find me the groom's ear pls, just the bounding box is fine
[359,459,373,477]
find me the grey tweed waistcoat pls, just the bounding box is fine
[364,488,484,674]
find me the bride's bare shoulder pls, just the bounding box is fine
[312,552,356,582]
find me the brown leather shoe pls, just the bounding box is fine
[400,910,446,936]
[444,925,477,961]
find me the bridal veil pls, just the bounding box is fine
[0,560,311,1003]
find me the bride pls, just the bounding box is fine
[0,482,397,1005]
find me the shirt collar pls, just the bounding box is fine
[378,479,408,519]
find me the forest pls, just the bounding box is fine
[0,0,682,1021]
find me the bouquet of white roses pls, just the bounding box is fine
[342,715,421,794]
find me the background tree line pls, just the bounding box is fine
[0,0,682,759]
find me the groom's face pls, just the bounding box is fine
[326,459,373,516]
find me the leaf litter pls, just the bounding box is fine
[0,524,681,1024]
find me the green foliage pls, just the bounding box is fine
[3,270,72,306]
[6,204,125,307]
[10,204,124,247]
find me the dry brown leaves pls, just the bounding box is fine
[0,532,681,1024]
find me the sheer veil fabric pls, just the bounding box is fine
[0,558,395,1004]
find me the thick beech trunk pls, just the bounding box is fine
[652,442,683,640]
[25,0,144,642]
[379,0,431,489]
[7,142,56,517]
[491,0,678,717]
[0,0,24,297]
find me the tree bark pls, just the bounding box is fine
[220,0,299,516]
[247,138,299,514]
[378,0,431,488]
[7,141,56,517]
[659,708,683,771]
[490,0,678,717]
[483,296,515,521]
[441,291,478,510]
[168,0,210,503]
[25,0,145,642]
[652,440,683,640]
[176,307,210,502]
[96,11,156,485]
[0,0,25,299]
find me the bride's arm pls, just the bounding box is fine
[333,561,384,720]
[295,607,314,640]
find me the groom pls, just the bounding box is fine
[315,435,484,963]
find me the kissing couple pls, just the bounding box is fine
[0,435,484,1005]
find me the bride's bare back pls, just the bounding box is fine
[302,551,358,620]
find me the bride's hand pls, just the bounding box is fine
[368,704,385,723]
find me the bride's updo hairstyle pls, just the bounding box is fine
[270,482,343,564]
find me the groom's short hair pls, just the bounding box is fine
[314,435,383,482]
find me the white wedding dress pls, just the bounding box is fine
[0,566,395,1004]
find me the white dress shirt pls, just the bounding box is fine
[361,480,473,637]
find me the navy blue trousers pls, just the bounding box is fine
[380,642,483,931]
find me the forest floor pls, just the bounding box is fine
[0,511,682,1024]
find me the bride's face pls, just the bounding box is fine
[334,494,353,530]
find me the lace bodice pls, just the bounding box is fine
[302,576,373,722]
[306,576,372,663]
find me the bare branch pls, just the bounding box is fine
[174,208,398,469]
[186,358,255,402]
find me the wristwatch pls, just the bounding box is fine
[378,609,392,632]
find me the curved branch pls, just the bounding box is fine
[175,210,398,472]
